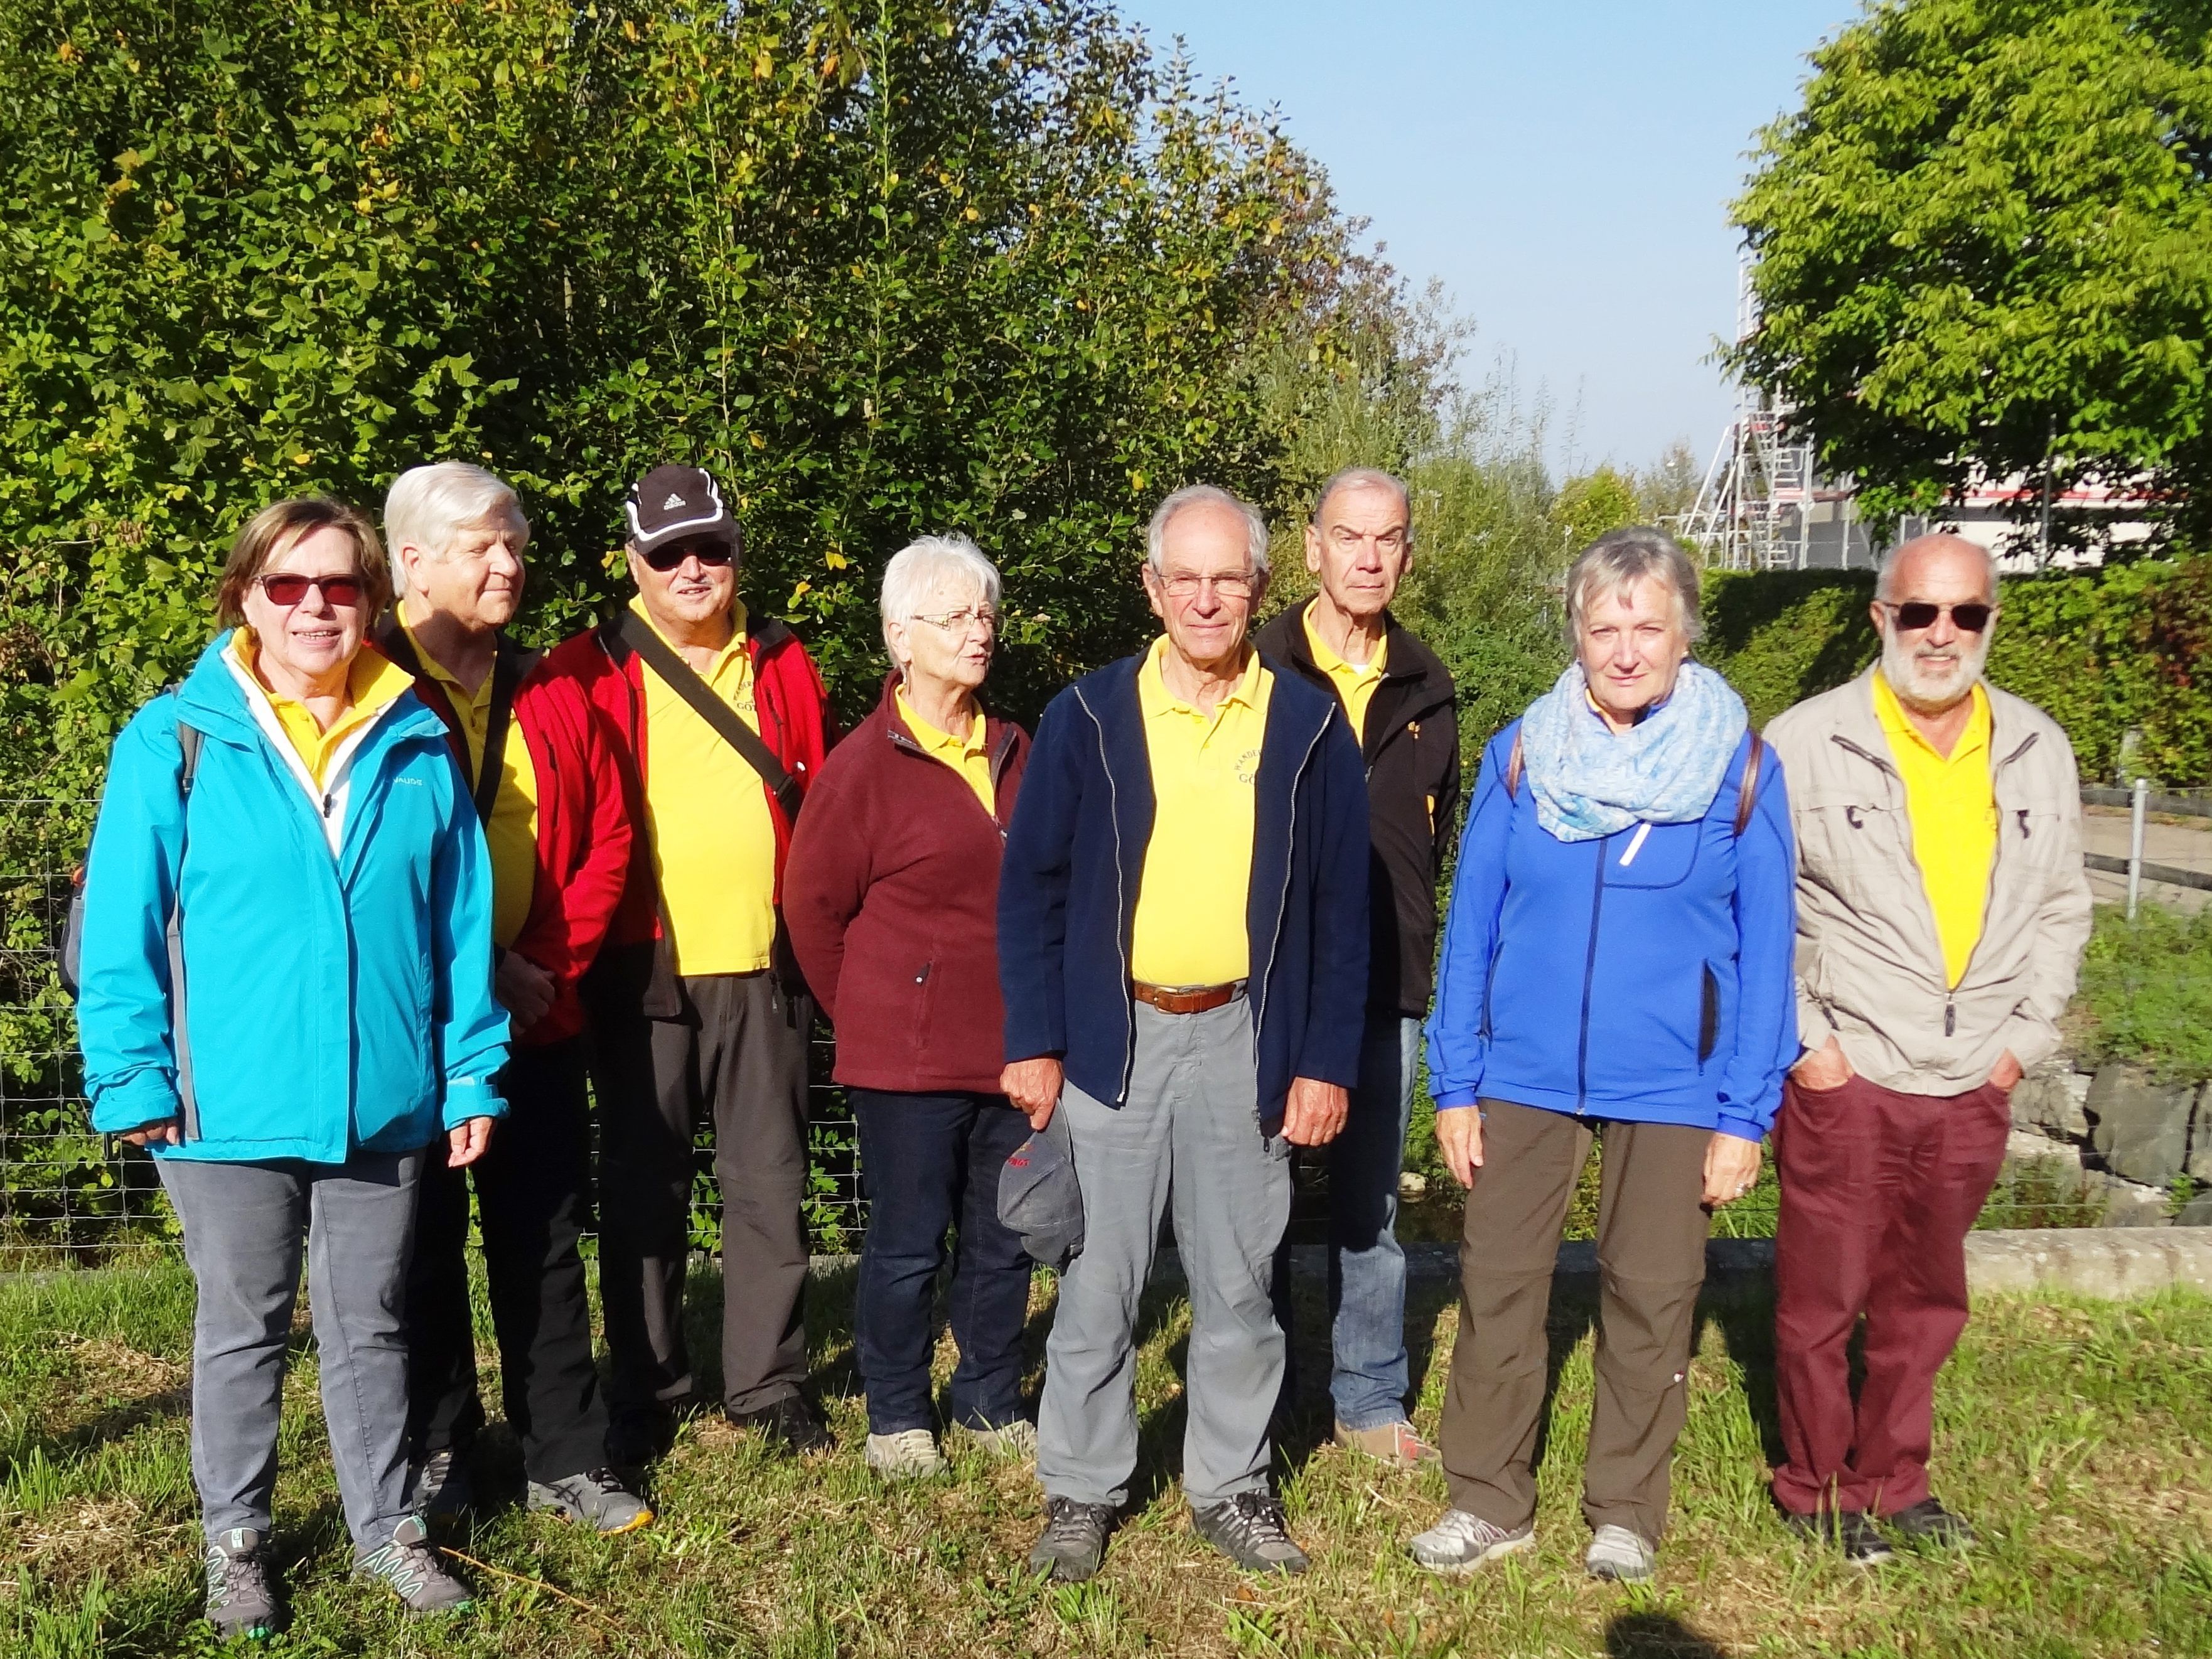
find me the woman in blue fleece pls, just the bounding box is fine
[1407,527,1796,1586]
[77,497,509,1636]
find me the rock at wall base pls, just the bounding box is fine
[2012,1063,2091,1142]
[2086,1063,2194,1189]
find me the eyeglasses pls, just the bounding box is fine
[1882,600,1995,634]
[1154,571,1259,601]
[912,607,998,633]
[255,572,366,608]
[640,541,736,572]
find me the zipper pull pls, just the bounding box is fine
[321,792,335,819]
[2017,808,2031,839]
[1945,999,1955,1036]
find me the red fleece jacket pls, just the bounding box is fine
[541,609,839,952]
[378,626,635,1048]
[783,676,1029,1094]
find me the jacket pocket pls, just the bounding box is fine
[1697,964,1719,1067]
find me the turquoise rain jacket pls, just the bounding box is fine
[78,633,509,1162]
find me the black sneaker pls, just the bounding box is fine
[1028,1496,1116,1582]
[203,1527,282,1640]
[1889,1497,1976,1549]
[727,1392,834,1456]
[1190,1491,1311,1576]
[606,1405,678,1470]
[404,1446,473,1523]
[1785,1508,1894,1567]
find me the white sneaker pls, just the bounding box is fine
[1408,1508,1535,1575]
[1586,1523,1656,1582]
[865,1429,949,1481]
[963,1419,1038,1461]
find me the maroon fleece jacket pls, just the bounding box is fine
[783,675,1029,1093]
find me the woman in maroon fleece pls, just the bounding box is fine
[784,535,1033,1481]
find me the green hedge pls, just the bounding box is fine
[1700,559,2212,786]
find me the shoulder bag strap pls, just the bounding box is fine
[1504,731,1525,800]
[616,609,803,822]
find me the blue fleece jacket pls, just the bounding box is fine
[997,650,1370,1135]
[78,634,510,1162]
[1425,721,1798,1141]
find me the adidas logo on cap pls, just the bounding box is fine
[663,493,686,510]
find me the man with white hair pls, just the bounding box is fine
[997,485,1370,1581]
[1766,533,2091,1562]
[1255,466,1459,1466]
[379,461,650,1533]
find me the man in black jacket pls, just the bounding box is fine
[1255,466,1460,1466]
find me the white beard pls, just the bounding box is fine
[1879,621,1990,715]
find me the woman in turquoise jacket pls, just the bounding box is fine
[77,496,509,1637]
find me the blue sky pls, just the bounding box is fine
[1111,1,1867,475]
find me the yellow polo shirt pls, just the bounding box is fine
[399,617,540,949]
[1302,601,1387,744]
[897,687,994,817]
[1874,674,1997,988]
[1129,637,1274,987]
[229,631,413,790]
[634,597,778,975]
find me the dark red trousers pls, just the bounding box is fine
[1770,1071,2010,1517]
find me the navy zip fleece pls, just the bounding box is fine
[996,650,1370,1136]
[1425,721,1798,1142]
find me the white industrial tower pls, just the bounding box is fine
[1674,256,1842,571]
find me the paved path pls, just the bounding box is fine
[2082,807,2212,913]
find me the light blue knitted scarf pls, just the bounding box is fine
[1518,660,1748,843]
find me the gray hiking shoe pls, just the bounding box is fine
[203,1527,281,1640]
[1028,1496,1116,1582]
[963,1419,1038,1461]
[527,1468,655,1534]
[1408,1508,1535,1575]
[354,1515,473,1614]
[864,1429,950,1482]
[1586,1523,1656,1582]
[404,1446,473,1522]
[1190,1491,1310,1576]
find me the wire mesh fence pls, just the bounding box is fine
[0,793,868,1267]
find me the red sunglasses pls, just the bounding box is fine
[255,572,367,608]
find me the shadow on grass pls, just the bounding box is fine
[1605,1609,1727,1657]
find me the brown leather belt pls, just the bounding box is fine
[1132,980,1245,1016]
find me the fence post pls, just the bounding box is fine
[2128,776,2149,919]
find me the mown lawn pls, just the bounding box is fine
[4,1259,2209,1658]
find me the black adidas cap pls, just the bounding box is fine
[625,464,741,556]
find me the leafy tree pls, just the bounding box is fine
[1730,0,2212,550]
[1551,466,1643,552]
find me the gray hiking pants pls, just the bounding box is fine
[159,1149,424,1550]
[1036,997,1293,1508]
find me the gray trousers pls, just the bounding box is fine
[1037,999,1292,1508]
[158,1149,424,1550]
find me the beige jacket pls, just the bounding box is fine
[1765,668,2093,1095]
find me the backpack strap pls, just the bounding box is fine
[375,620,536,824]
[1732,730,1765,839]
[615,609,804,823]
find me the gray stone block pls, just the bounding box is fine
[2086,1063,2194,1188]
[2189,1085,2212,1185]
[2176,1189,2212,1228]
[2011,1062,2090,1141]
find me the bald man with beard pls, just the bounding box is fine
[1764,535,2091,1564]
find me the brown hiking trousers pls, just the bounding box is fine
[1439,1100,1712,1544]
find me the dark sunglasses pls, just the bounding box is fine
[256,572,366,608]
[1886,600,1994,634]
[639,540,735,572]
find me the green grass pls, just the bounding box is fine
[4,1262,2209,1656]
[2073,902,2212,1083]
